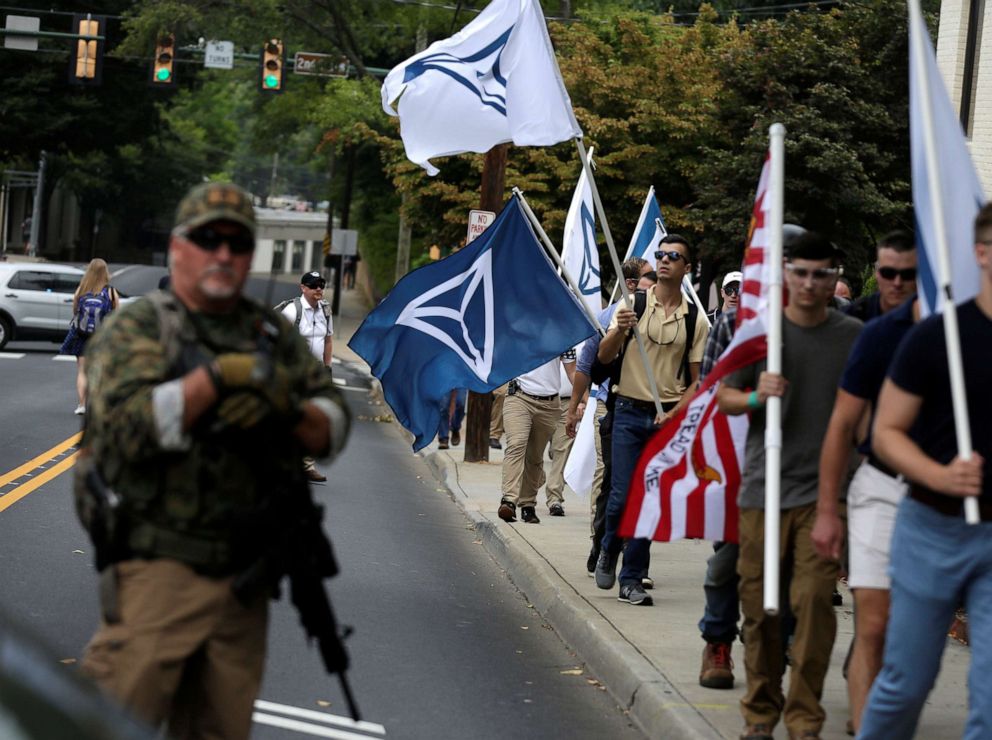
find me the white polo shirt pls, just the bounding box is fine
[282,298,333,362]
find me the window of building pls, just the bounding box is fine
[292,240,305,272]
[272,240,286,272]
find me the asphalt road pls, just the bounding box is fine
[0,335,643,739]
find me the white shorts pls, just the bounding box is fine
[847,460,908,590]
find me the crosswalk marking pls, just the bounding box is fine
[253,699,385,738]
[0,353,25,359]
[53,355,76,362]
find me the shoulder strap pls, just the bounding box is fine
[293,297,303,329]
[679,301,699,383]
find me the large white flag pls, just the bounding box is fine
[381,0,582,176]
[909,0,986,317]
[561,149,601,317]
[564,398,598,500]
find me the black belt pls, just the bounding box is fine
[521,391,557,401]
[867,454,900,479]
[910,486,992,522]
[615,395,677,413]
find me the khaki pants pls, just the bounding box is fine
[82,559,268,740]
[490,384,508,439]
[738,504,840,736]
[544,398,574,508]
[500,392,559,507]
[590,399,607,534]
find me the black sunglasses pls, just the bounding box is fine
[184,226,254,255]
[723,285,740,296]
[877,266,917,282]
[304,281,326,289]
[654,249,686,263]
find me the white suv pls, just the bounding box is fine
[0,263,84,350]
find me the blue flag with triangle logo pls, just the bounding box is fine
[349,196,598,451]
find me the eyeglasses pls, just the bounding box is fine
[304,281,326,290]
[785,264,838,282]
[183,226,254,255]
[654,250,686,263]
[877,266,917,282]
[723,285,740,297]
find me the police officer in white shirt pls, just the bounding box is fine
[282,271,334,482]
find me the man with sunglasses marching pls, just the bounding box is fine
[718,232,862,740]
[595,235,709,606]
[845,231,918,322]
[76,182,350,739]
[708,270,743,325]
[281,271,335,482]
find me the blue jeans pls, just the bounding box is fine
[698,541,740,645]
[601,398,659,588]
[437,389,466,440]
[859,497,992,740]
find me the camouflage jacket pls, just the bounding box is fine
[80,291,349,574]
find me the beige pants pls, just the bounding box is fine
[490,384,508,439]
[500,392,559,507]
[738,504,840,736]
[82,559,268,740]
[590,398,608,533]
[544,399,574,508]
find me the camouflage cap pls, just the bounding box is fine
[174,182,256,235]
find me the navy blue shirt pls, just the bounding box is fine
[839,297,916,455]
[844,291,883,323]
[886,299,992,504]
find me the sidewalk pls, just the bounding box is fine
[332,285,969,740]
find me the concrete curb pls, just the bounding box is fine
[421,450,722,740]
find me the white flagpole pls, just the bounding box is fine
[575,138,666,420]
[609,186,657,303]
[764,123,786,615]
[681,276,712,329]
[514,189,605,337]
[909,0,979,524]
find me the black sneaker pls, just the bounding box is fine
[498,500,516,522]
[521,506,541,524]
[595,549,619,590]
[586,544,600,576]
[549,502,565,517]
[489,437,502,449]
[618,583,653,606]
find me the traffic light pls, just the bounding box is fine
[151,34,176,86]
[260,39,285,93]
[69,14,104,86]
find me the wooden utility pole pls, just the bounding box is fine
[464,144,508,463]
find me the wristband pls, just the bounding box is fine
[747,390,761,410]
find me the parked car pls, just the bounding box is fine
[0,263,84,350]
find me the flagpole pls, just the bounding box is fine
[575,137,666,420]
[764,123,786,616]
[909,0,979,524]
[609,186,656,304]
[681,276,712,329]
[513,189,605,337]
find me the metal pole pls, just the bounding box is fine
[574,138,665,420]
[763,123,786,615]
[0,178,8,257]
[28,151,45,257]
[909,0,979,524]
[681,276,712,328]
[513,188,604,337]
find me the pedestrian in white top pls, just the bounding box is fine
[281,271,334,482]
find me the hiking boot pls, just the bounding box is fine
[618,582,653,606]
[595,549,619,590]
[498,500,516,522]
[586,544,600,576]
[549,502,564,517]
[438,438,449,450]
[740,724,773,740]
[699,642,735,689]
[521,506,541,524]
[451,430,461,446]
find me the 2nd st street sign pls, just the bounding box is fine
[293,52,348,78]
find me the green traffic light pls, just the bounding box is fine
[155,68,171,82]
[265,74,279,89]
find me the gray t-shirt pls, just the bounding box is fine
[727,310,863,510]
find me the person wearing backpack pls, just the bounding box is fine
[60,258,119,415]
[277,271,334,482]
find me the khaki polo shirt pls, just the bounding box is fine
[608,291,709,403]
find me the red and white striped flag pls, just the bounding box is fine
[618,154,774,543]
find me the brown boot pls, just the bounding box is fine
[699,642,734,689]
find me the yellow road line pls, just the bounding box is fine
[0,432,82,489]
[0,452,79,513]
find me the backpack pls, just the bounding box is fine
[274,296,331,330]
[75,288,114,336]
[590,291,699,393]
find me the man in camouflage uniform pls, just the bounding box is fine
[77,182,350,739]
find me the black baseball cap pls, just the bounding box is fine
[301,271,325,288]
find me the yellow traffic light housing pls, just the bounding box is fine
[151,34,176,86]
[69,14,104,86]
[260,39,285,93]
